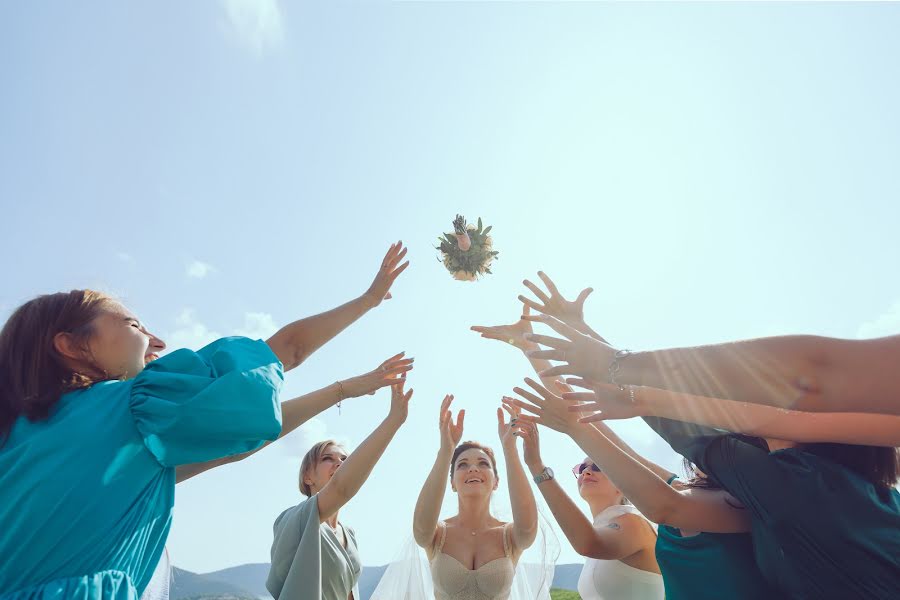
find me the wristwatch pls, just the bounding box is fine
[532,467,554,485]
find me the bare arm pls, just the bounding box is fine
[498,409,538,552]
[507,380,750,534]
[472,308,675,484]
[266,243,409,370]
[413,395,464,552]
[515,423,657,559]
[317,382,413,522]
[571,381,900,447]
[176,353,413,483]
[519,272,900,415]
[618,335,900,415]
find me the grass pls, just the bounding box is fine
[550,589,581,600]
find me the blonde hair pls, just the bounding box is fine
[298,440,344,496]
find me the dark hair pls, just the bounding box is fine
[705,434,899,493]
[0,290,113,445]
[451,441,499,479]
[798,442,900,490]
[680,435,769,490]
[680,458,721,490]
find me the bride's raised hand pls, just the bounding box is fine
[439,394,465,451]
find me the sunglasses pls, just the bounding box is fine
[572,462,602,478]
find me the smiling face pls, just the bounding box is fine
[55,300,166,381]
[451,447,499,497]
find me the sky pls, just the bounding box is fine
[2,0,900,574]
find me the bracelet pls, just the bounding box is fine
[608,349,632,389]
[624,385,636,404]
[335,381,345,415]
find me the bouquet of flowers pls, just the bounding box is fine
[436,215,499,281]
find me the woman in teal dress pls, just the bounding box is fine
[0,242,410,600]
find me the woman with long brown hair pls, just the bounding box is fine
[0,243,409,600]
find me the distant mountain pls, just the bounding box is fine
[201,564,270,598]
[171,562,582,599]
[170,567,257,599]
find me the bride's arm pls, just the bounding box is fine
[413,395,463,554]
[499,408,538,552]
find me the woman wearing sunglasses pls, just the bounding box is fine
[517,424,662,600]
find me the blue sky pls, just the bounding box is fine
[3,0,899,573]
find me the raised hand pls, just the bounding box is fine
[523,314,617,381]
[563,379,645,422]
[386,377,415,427]
[471,305,536,351]
[339,352,415,398]
[439,394,465,451]
[504,377,588,435]
[364,241,410,308]
[497,404,521,450]
[515,421,543,472]
[518,272,599,338]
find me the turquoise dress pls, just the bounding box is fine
[0,337,283,600]
[644,417,900,599]
[655,479,782,600]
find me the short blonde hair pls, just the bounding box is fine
[298,440,344,496]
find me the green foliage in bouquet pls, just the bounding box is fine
[436,215,499,281]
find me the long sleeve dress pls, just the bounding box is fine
[0,337,283,600]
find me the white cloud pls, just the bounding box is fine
[221,0,285,56]
[165,309,279,351]
[166,309,222,350]
[279,417,352,458]
[857,300,900,339]
[235,312,279,340]
[186,260,216,279]
[115,252,135,263]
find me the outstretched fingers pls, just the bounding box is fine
[538,365,579,378]
[512,386,545,408]
[523,377,554,400]
[536,271,560,296]
[523,279,551,305]
[523,314,583,341]
[575,287,594,305]
[518,295,545,314]
[523,332,571,349]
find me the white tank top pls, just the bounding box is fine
[577,505,664,600]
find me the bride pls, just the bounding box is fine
[411,394,540,600]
